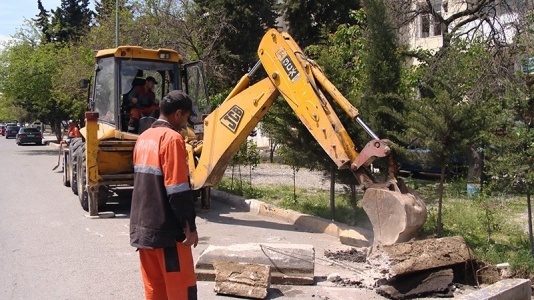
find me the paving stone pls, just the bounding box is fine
[213,260,270,299]
[196,243,315,285]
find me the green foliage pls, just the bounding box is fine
[227,140,261,197]
[216,177,263,199]
[215,176,370,227]
[306,12,367,101]
[0,39,93,135]
[390,178,534,274]
[48,0,93,43]
[360,0,404,138]
[194,0,279,91]
[281,0,361,48]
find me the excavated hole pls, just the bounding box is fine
[324,248,367,263]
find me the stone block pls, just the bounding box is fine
[196,243,315,285]
[213,260,271,299]
[367,236,474,277]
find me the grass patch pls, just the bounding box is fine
[216,174,534,277]
[216,176,372,229]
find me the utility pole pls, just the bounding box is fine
[115,0,119,47]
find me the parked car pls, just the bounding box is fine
[5,125,20,139]
[16,127,43,145]
[398,147,466,177]
[0,124,5,136]
[31,121,43,132]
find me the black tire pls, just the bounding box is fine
[77,143,108,212]
[69,138,83,195]
[62,152,70,187]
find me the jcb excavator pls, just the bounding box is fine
[63,29,426,246]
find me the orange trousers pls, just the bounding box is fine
[130,105,159,121]
[139,242,197,300]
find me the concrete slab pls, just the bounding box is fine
[196,243,315,285]
[367,236,474,277]
[213,260,271,299]
[460,278,532,300]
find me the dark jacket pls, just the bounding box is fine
[130,120,196,249]
[128,86,155,108]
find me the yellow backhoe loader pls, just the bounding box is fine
[64,29,426,246]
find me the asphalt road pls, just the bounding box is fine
[0,135,392,300]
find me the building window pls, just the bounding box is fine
[419,1,443,38]
[421,14,430,38]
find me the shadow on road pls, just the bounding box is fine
[101,187,318,234]
[102,188,133,218]
[17,148,59,156]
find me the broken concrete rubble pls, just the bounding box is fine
[196,243,315,285]
[213,260,271,299]
[367,236,474,278]
[377,268,454,299]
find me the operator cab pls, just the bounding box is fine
[87,46,210,135]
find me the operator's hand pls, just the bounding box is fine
[131,97,138,104]
[183,221,198,248]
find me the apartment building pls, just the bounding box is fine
[398,0,523,66]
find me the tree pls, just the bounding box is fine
[397,40,505,236]
[281,0,361,48]
[0,40,93,141]
[49,0,93,43]
[386,0,523,63]
[194,0,279,90]
[33,0,52,43]
[360,0,404,140]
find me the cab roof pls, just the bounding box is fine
[95,46,183,63]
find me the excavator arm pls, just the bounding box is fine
[187,29,426,246]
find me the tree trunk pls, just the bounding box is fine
[527,192,534,257]
[330,166,335,220]
[53,119,63,142]
[437,165,446,237]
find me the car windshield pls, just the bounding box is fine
[7,126,19,130]
[21,128,40,133]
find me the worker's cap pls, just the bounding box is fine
[162,90,197,117]
[145,76,158,85]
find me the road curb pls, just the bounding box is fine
[211,189,372,247]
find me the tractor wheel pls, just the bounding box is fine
[76,143,108,212]
[62,151,70,187]
[69,138,83,195]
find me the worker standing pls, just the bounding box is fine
[130,90,199,300]
[66,120,81,141]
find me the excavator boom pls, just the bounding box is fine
[188,29,426,246]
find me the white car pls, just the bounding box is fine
[31,122,43,132]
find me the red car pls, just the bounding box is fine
[0,125,5,136]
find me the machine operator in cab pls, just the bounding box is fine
[127,76,160,133]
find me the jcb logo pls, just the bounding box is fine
[220,105,244,132]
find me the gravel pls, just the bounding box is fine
[223,163,350,191]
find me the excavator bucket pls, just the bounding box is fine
[361,179,427,246]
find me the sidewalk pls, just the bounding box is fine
[43,131,60,147]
